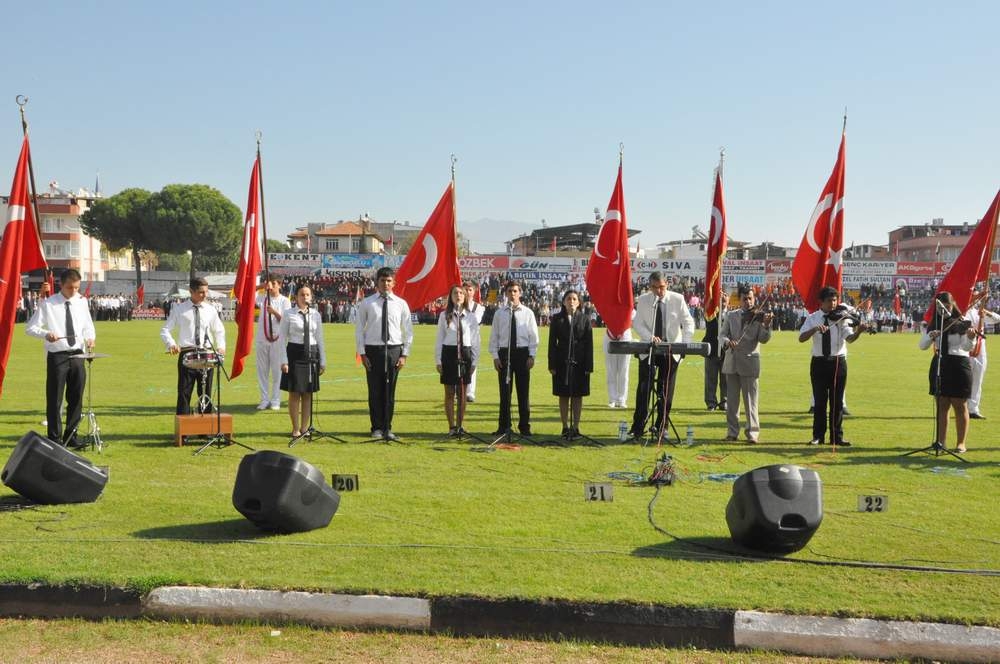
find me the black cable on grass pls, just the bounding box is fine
[645,485,1000,577]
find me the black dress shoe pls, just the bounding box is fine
[65,439,88,451]
[970,412,986,419]
[519,429,533,437]
[831,440,852,447]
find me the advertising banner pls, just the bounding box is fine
[321,254,381,270]
[268,253,321,268]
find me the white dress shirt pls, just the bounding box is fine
[256,293,291,343]
[26,292,96,353]
[160,299,226,352]
[488,305,540,358]
[278,306,327,366]
[434,310,480,365]
[466,300,485,325]
[355,292,414,355]
[800,309,853,357]
[919,325,975,357]
[632,290,695,359]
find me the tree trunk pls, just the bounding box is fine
[189,252,196,283]
[132,246,143,292]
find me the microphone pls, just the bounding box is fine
[934,299,950,314]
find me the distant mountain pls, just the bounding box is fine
[457,217,537,254]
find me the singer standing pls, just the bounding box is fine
[463,280,485,403]
[435,285,479,435]
[920,291,976,452]
[965,289,1000,419]
[256,277,291,410]
[279,284,326,438]
[548,290,593,439]
[160,277,226,415]
[356,267,413,440]
[798,286,864,446]
[489,281,540,436]
[25,268,96,449]
[629,272,695,439]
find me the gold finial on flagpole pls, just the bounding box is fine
[255,130,262,147]
[451,153,457,182]
[16,95,29,133]
[618,142,624,163]
[842,107,848,133]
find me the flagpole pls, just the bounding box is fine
[451,153,458,262]
[15,95,49,283]
[256,130,270,282]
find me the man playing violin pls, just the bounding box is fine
[799,286,866,447]
[965,289,1000,419]
[719,284,772,444]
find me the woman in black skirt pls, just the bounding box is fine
[548,290,593,440]
[434,285,479,435]
[279,285,326,438]
[919,291,976,452]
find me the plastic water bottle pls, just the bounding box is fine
[685,424,695,446]
[617,421,629,442]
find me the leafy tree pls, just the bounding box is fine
[266,238,289,254]
[142,184,242,281]
[78,188,151,289]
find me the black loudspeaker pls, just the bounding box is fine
[232,451,339,533]
[1,431,108,504]
[725,464,822,553]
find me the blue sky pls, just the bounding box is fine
[2,1,998,253]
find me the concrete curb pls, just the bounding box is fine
[0,582,997,662]
[734,610,1000,663]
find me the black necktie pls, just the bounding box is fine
[381,295,389,344]
[64,301,76,347]
[301,310,310,352]
[821,315,831,357]
[653,298,664,339]
[194,305,202,347]
[510,307,518,349]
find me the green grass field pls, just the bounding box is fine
[0,321,997,626]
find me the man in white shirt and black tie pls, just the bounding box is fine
[629,272,695,440]
[463,280,485,403]
[488,281,540,436]
[160,277,227,415]
[255,277,290,411]
[356,267,413,440]
[26,268,96,449]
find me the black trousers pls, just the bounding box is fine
[365,344,403,432]
[496,347,531,433]
[46,352,85,444]
[631,354,680,435]
[810,355,847,442]
[704,352,728,408]
[176,351,214,415]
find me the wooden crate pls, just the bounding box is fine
[174,413,233,446]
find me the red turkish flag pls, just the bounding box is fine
[924,189,1000,322]
[704,167,727,320]
[231,156,263,379]
[136,283,145,306]
[394,182,461,310]
[0,137,48,397]
[792,132,846,311]
[585,162,633,337]
[893,291,902,317]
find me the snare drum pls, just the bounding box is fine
[182,350,219,370]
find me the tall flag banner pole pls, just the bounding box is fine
[256,131,271,284]
[231,137,264,379]
[0,97,50,397]
[584,144,634,337]
[791,115,847,311]
[393,156,461,311]
[704,148,727,321]
[923,188,1000,322]
[17,97,51,293]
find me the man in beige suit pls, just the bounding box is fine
[720,285,772,443]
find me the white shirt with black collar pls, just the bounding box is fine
[801,309,853,358]
[26,292,96,353]
[355,292,414,356]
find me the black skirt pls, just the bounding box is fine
[281,342,320,393]
[928,354,972,398]
[440,345,473,385]
[551,361,591,397]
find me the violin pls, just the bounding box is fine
[943,315,974,336]
[741,298,774,328]
[826,303,861,325]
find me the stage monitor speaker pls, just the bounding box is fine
[232,451,339,533]
[725,464,822,553]
[1,431,108,504]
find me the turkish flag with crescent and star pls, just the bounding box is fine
[394,182,461,310]
[704,167,727,321]
[792,132,846,311]
[231,156,263,379]
[0,137,49,397]
[585,162,633,337]
[923,188,1000,322]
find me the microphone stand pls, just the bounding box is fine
[194,328,254,455]
[902,303,968,462]
[545,310,601,446]
[442,313,489,445]
[290,303,345,447]
[638,299,681,446]
[489,307,534,449]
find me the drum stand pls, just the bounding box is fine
[81,355,105,453]
[194,338,254,456]
[289,357,345,447]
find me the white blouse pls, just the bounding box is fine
[919,327,975,357]
[278,307,327,367]
[434,311,480,365]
